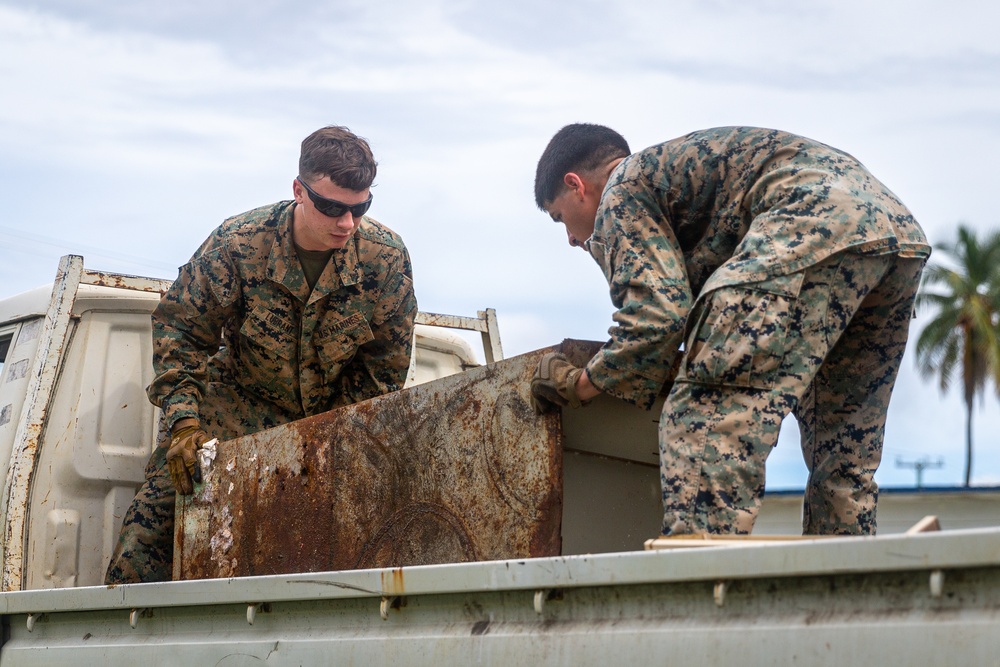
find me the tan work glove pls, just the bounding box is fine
[530,352,585,415]
[166,417,208,495]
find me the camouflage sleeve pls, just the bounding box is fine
[585,178,693,410]
[146,243,239,429]
[330,245,417,405]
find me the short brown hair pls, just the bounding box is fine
[299,126,377,191]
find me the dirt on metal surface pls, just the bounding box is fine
[84,270,170,294]
[175,345,576,580]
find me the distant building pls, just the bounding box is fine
[757,487,1000,535]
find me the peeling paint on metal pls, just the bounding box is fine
[82,269,171,294]
[175,346,569,580]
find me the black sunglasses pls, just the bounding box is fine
[297,177,373,218]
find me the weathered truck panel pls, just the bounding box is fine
[0,260,169,593]
[3,530,1000,665]
[176,346,564,578]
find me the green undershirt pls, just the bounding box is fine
[294,244,335,292]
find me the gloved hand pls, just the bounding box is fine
[530,352,585,415]
[166,417,208,495]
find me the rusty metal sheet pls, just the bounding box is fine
[81,268,172,294]
[174,347,564,580]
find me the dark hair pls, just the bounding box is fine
[534,123,630,209]
[299,126,377,191]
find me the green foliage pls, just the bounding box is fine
[915,225,1000,486]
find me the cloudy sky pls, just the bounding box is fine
[2,0,999,491]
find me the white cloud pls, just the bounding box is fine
[0,6,301,173]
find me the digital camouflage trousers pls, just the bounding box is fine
[104,382,298,584]
[660,250,925,536]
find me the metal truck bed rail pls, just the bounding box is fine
[2,529,999,665]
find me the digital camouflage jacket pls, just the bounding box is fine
[585,127,930,410]
[148,201,417,429]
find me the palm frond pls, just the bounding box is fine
[917,223,1000,485]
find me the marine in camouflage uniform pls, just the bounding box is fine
[533,125,929,536]
[106,128,417,583]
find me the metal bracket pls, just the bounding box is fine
[247,603,259,625]
[26,613,40,632]
[415,308,503,364]
[714,581,728,607]
[533,589,546,615]
[929,570,944,598]
[379,596,402,621]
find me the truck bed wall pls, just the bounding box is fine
[24,298,162,589]
[3,530,1000,666]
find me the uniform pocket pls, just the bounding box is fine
[239,307,296,361]
[681,273,802,390]
[315,312,375,367]
[235,307,298,403]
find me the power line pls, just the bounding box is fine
[896,457,944,489]
[0,225,178,275]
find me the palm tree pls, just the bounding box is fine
[915,225,1000,486]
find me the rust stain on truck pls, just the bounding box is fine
[174,345,583,580]
[381,567,405,596]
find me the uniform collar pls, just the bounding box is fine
[267,202,362,304]
[309,230,360,306]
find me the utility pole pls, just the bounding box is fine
[895,457,944,490]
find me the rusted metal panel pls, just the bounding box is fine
[81,268,172,295]
[175,347,564,580]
